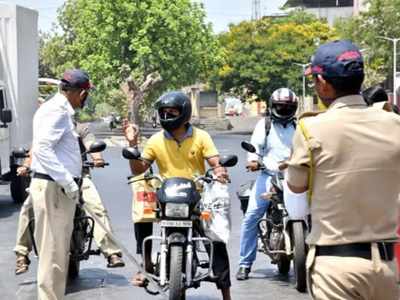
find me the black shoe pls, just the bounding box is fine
[236,266,251,280]
[107,254,125,268]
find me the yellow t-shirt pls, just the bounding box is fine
[142,127,219,179]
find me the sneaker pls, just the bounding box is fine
[15,254,30,275]
[236,266,251,280]
[107,254,125,268]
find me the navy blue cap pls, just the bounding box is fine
[61,69,93,90]
[305,40,364,78]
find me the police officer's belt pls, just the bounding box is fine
[316,242,394,261]
[33,173,81,185]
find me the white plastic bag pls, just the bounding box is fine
[283,179,310,220]
[201,181,231,244]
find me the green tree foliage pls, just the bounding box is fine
[335,0,400,87]
[213,11,336,101]
[40,0,221,117]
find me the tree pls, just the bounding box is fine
[213,11,337,102]
[41,0,222,123]
[335,0,400,88]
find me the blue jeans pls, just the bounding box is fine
[238,173,271,268]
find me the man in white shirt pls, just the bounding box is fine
[30,69,92,300]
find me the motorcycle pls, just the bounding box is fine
[29,141,109,279]
[122,147,237,300]
[240,141,308,293]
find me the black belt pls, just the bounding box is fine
[316,242,395,261]
[33,173,81,185]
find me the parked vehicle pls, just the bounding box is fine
[122,147,237,300]
[29,141,108,279]
[240,141,308,293]
[0,4,38,203]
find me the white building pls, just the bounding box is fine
[284,0,368,25]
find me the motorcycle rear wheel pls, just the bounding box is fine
[277,254,290,275]
[169,245,185,300]
[68,256,80,280]
[292,222,307,293]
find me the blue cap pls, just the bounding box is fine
[305,40,364,78]
[61,69,93,90]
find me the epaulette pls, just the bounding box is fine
[298,111,324,120]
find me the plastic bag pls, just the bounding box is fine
[201,181,231,244]
[130,174,158,223]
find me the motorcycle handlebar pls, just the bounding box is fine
[82,162,110,168]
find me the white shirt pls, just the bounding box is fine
[248,118,295,172]
[31,93,82,188]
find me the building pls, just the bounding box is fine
[284,0,368,25]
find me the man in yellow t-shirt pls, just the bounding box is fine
[123,91,232,300]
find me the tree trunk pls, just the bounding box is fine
[121,72,162,125]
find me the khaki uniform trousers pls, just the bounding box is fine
[307,245,399,300]
[14,194,34,256]
[14,176,121,259]
[31,178,76,300]
[81,176,121,257]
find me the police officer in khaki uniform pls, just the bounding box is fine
[286,40,400,300]
[14,123,124,276]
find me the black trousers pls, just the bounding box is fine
[134,222,231,289]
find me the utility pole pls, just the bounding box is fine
[252,0,261,20]
[378,36,400,99]
[293,62,310,112]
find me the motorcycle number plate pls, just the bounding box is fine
[160,220,192,228]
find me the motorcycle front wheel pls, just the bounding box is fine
[169,245,185,300]
[292,221,307,293]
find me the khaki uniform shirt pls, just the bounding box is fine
[287,95,400,246]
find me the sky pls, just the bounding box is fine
[0,0,287,33]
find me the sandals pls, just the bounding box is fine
[15,255,30,275]
[131,272,148,287]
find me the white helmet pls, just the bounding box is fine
[269,88,298,125]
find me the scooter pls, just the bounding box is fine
[240,141,308,293]
[123,146,237,300]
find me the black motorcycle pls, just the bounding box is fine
[29,141,108,279]
[123,147,237,300]
[240,141,308,293]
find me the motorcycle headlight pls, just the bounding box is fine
[165,203,189,218]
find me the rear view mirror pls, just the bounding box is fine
[122,147,141,160]
[87,141,106,153]
[241,141,256,153]
[219,155,238,167]
[1,109,12,123]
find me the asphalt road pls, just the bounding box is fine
[0,133,310,300]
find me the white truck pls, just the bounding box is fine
[0,4,38,203]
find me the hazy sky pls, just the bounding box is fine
[0,0,287,33]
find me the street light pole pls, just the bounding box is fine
[293,62,309,100]
[378,36,400,98]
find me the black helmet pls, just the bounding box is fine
[362,85,388,105]
[269,88,298,125]
[155,91,192,132]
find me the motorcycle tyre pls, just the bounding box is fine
[68,256,80,280]
[169,245,185,300]
[10,172,30,204]
[277,254,290,275]
[292,222,307,293]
